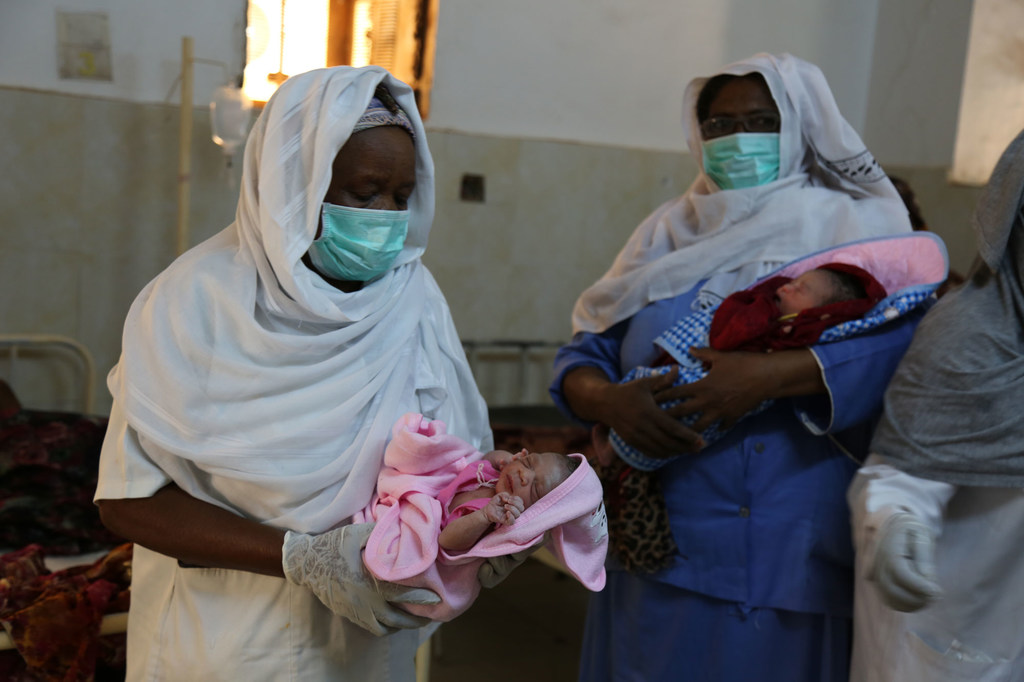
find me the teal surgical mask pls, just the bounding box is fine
[307,203,409,282]
[702,132,780,190]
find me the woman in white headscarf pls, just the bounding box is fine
[550,53,922,681]
[848,129,1024,681]
[94,66,492,680]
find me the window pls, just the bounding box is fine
[243,0,437,115]
[949,0,1024,186]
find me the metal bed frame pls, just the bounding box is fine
[0,334,97,415]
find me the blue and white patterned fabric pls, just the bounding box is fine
[610,284,939,471]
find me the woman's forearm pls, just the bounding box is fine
[761,348,826,400]
[643,347,829,439]
[97,484,287,577]
[560,366,616,423]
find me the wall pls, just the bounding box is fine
[2,0,889,149]
[0,0,975,159]
[950,0,1024,184]
[0,87,238,412]
[0,84,690,410]
[429,0,881,152]
[864,0,974,167]
[0,0,983,412]
[424,131,695,404]
[0,0,246,106]
[861,0,980,279]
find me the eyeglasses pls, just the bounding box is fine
[700,112,781,139]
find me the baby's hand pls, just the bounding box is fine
[482,492,525,526]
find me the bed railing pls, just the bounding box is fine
[0,334,97,415]
[461,339,564,407]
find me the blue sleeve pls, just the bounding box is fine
[793,303,930,434]
[548,320,629,423]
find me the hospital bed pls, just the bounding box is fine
[0,334,129,679]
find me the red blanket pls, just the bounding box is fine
[0,543,131,681]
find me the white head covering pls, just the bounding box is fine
[572,53,912,334]
[107,66,492,531]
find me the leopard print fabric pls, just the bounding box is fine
[595,457,678,573]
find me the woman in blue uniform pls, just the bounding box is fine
[551,53,925,682]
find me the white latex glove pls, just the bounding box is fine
[282,522,441,636]
[870,512,943,612]
[477,544,541,589]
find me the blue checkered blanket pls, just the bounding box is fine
[609,285,938,471]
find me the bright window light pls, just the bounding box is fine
[950,0,1024,186]
[243,0,329,103]
[351,0,373,68]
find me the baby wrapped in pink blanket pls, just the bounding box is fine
[356,413,608,622]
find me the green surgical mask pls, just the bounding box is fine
[702,132,780,190]
[307,203,409,282]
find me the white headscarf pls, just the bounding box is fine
[107,66,492,531]
[572,53,912,334]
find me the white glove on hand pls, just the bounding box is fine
[870,513,943,612]
[477,544,541,589]
[282,522,440,636]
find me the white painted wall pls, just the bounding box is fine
[0,0,246,108]
[950,0,1024,183]
[3,0,974,164]
[864,0,974,168]
[430,0,881,152]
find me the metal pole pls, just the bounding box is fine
[176,36,194,256]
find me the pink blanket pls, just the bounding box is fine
[356,413,608,622]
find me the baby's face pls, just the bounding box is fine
[494,451,569,509]
[774,269,835,316]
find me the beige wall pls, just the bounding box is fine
[1,88,236,413]
[0,87,981,413]
[0,86,693,411]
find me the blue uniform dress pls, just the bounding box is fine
[550,284,925,682]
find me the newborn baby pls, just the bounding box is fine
[439,448,578,551]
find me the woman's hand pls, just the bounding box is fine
[661,347,825,433]
[562,366,704,458]
[482,492,525,526]
[657,348,773,433]
[282,523,440,635]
